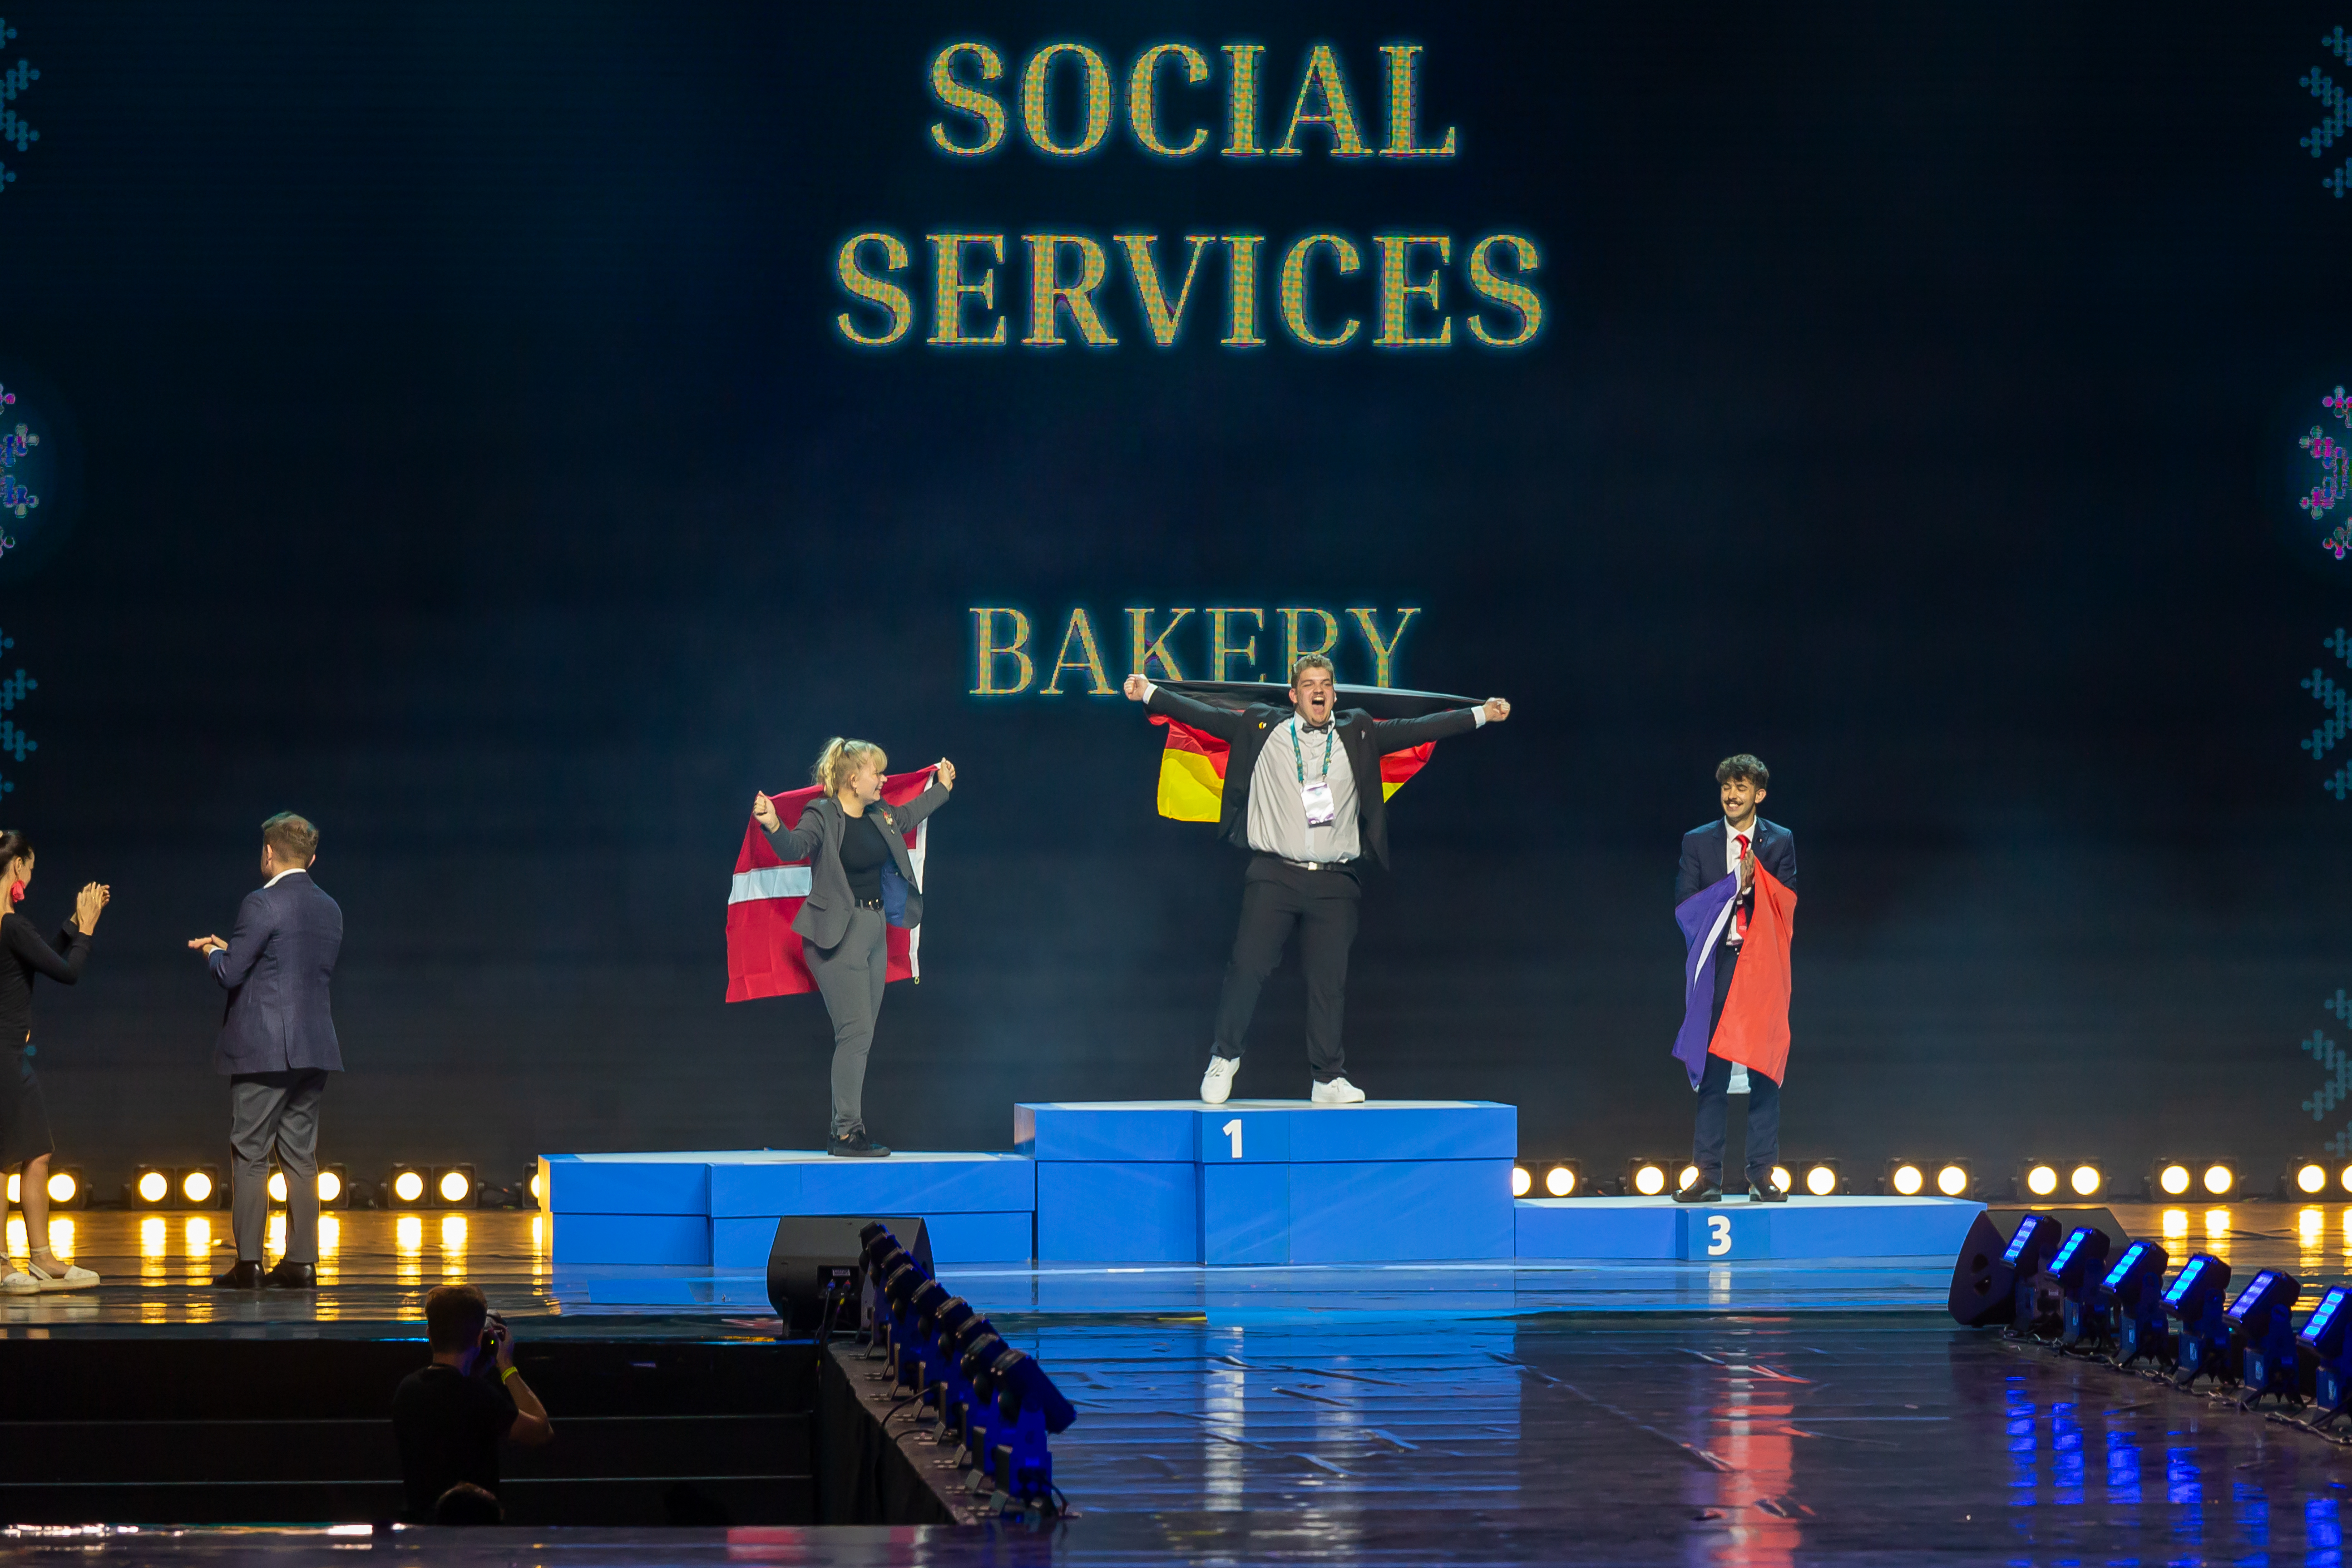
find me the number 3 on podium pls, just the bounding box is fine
[1707,1214,1732,1257]
[1223,1119,1243,1159]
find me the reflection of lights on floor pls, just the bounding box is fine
[49,1218,73,1260]
[531,1215,545,1254]
[2162,1209,2188,1239]
[319,1215,340,1255]
[396,1215,423,1253]
[183,1217,211,1256]
[2206,1209,2231,1238]
[266,1214,286,1254]
[141,1216,167,1257]
[442,1215,467,1252]
[2303,1207,2326,1246]
[4,1216,21,1253]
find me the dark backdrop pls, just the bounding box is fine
[0,1,2343,1190]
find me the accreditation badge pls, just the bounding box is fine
[1301,780,1336,828]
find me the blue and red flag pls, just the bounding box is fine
[1671,865,1798,1088]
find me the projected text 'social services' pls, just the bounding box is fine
[969,605,1421,696]
[837,41,1541,353]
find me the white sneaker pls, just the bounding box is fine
[1311,1076,1367,1105]
[1200,1056,1239,1105]
[1,1269,37,1295]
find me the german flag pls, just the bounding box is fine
[1147,681,1474,822]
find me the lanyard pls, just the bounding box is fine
[1290,718,1333,784]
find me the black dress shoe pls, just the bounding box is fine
[213,1260,263,1289]
[263,1260,317,1289]
[827,1130,891,1159]
[1672,1177,1722,1204]
[1746,1181,1788,1204]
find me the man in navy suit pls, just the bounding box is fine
[1672,755,1798,1204]
[189,812,345,1288]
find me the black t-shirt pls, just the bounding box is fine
[392,1364,518,1517]
[838,812,889,904]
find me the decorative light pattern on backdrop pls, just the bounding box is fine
[0,17,36,194]
[2299,630,2352,796]
[0,627,33,796]
[2303,991,2352,1155]
[2305,28,2352,197]
[2303,389,2352,558]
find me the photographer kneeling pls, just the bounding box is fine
[393,1283,554,1522]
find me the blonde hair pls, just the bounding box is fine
[813,737,888,795]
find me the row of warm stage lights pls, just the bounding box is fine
[12,1164,542,1211]
[1512,1157,2294,1201]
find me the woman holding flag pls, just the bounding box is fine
[751,739,954,1158]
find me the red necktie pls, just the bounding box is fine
[1732,833,1751,942]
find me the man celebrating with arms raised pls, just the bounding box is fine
[1124,656,1509,1105]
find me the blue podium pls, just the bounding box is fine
[1017,1100,1516,1265]
[1513,1194,1983,1260]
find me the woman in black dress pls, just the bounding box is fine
[0,829,108,1293]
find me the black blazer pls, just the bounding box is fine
[765,784,950,949]
[1144,685,1479,869]
[1676,817,1799,937]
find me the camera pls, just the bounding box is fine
[476,1311,508,1375]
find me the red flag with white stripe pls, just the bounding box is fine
[725,768,936,1002]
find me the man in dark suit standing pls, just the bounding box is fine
[188,812,345,1287]
[1673,755,1798,1204]
[1123,655,1510,1104]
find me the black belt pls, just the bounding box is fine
[854,897,885,911]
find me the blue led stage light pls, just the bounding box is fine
[2298,1285,2352,1426]
[2098,1240,2172,1369]
[2163,1253,2235,1388]
[2046,1225,2113,1349]
[2000,1213,2063,1337]
[2226,1269,2304,1406]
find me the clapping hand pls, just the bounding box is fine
[187,934,226,956]
[73,883,110,934]
[752,792,780,832]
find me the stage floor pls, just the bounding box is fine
[0,1199,2343,1329]
[7,1203,2352,1562]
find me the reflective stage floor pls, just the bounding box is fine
[6,1203,2351,1565]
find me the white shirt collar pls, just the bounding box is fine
[265,867,309,888]
[1725,818,1761,840]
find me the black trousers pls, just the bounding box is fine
[1691,946,1782,1186]
[1212,856,1361,1082]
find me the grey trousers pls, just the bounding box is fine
[229,1069,327,1263]
[804,907,889,1140]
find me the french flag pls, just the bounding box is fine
[1671,865,1797,1089]
[724,768,936,1002]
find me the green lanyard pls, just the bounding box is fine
[1290,718,1333,784]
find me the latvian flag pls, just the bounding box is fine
[724,768,937,1003]
[1147,680,1467,821]
[1671,865,1797,1088]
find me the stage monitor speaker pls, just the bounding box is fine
[1948,1210,2019,1326]
[765,1214,932,1335]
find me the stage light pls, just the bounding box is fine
[2000,1212,2066,1334]
[2047,1225,2113,1348]
[2153,1161,2192,1198]
[2022,1163,2060,1199]
[1885,1161,1925,1196]
[181,1166,219,1207]
[1511,1165,1531,1197]
[1936,1163,1973,1198]
[43,1166,82,1209]
[1768,1165,1792,1193]
[2300,1285,2352,1423]
[1627,1160,1668,1197]
[2162,1252,2234,1387]
[133,1167,171,1206]
[2069,1163,2103,1198]
[2227,1268,2304,1402]
[528,1169,542,1204]
[387,1165,428,1206]
[318,1165,347,1206]
[1801,1161,1839,1196]
[434,1164,477,1208]
[268,1170,288,1204]
[2203,1161,2237,1198]
[2099,1240,2172,1368]
[2296,1161,2330,1196]
[1544,1163,1579,1198]
[1678,1164,1700,1191]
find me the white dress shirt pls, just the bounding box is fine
[264,867,309,889]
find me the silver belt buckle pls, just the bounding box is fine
[1304,860,1321,872]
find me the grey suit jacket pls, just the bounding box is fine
[209,870,345,1076]
[765,781,950,950]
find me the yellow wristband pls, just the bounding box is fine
[500,1365,518,1383]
